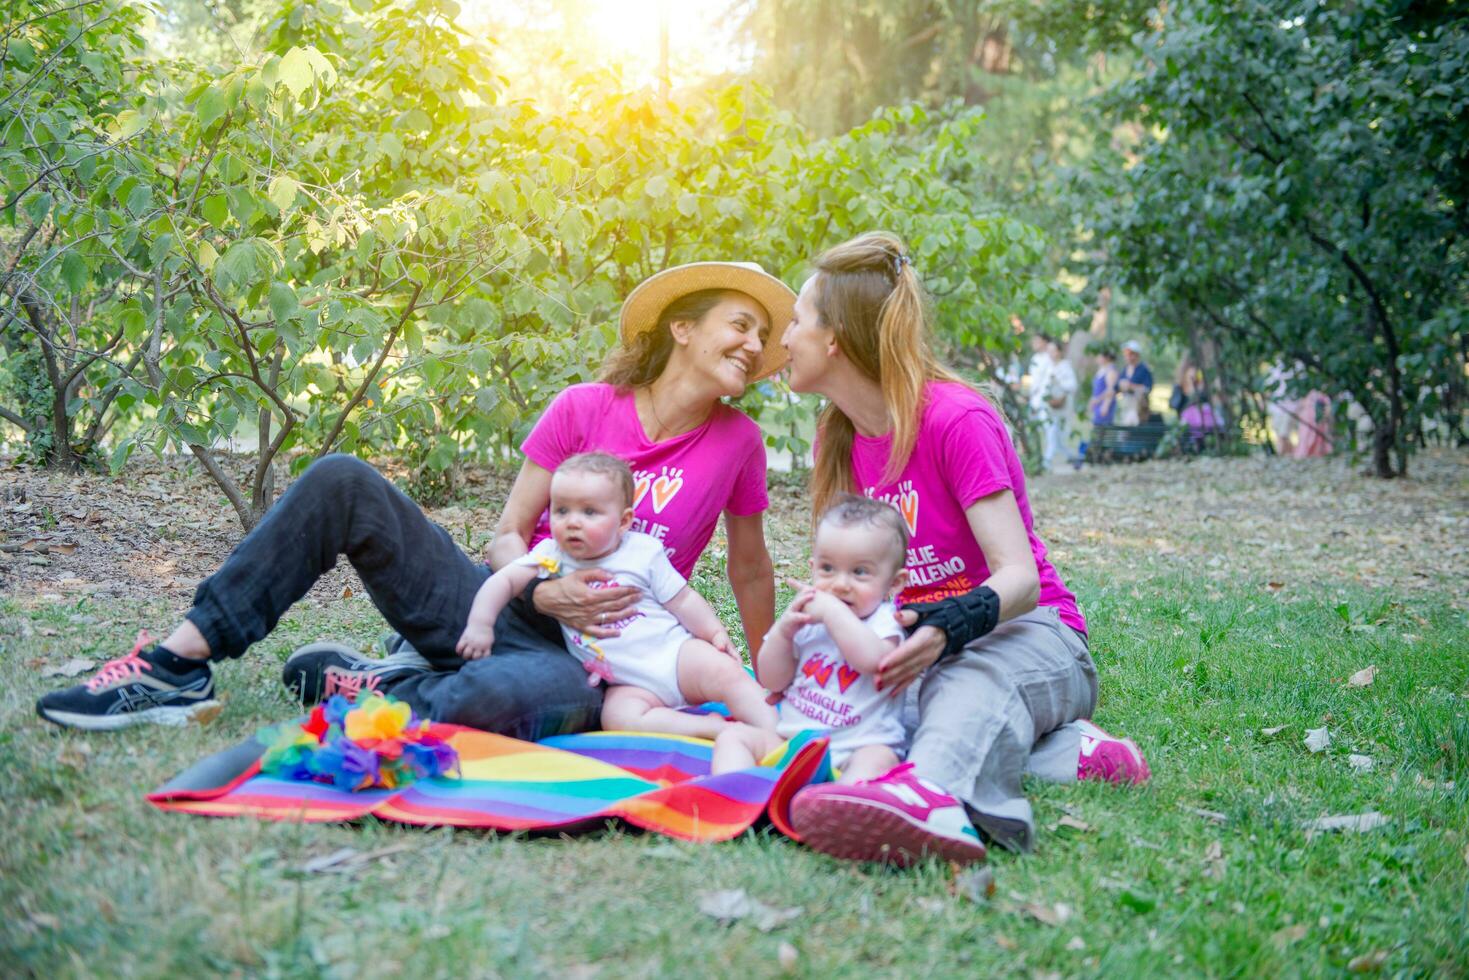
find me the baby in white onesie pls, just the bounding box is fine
[712,493,911,780]
[457,452,777,740]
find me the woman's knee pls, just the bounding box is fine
[299,453,380,496]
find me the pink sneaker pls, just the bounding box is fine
[789,762,987,866]
[1075,720,1151,784]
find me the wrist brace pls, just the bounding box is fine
[902,586,1001,661]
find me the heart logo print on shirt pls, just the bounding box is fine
[631,473,652,509]
[898,488,919,535]
[650,472,684,513]
[836,663,860,694]
[801,656,835,689]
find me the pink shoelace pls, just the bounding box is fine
[869,761,918,785]
[85,630,153,692]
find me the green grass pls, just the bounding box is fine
[4,483,1468,976]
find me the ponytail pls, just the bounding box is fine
[807,231,971,519]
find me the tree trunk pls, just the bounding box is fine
[1371,415,1399,479]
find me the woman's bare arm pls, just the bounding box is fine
[724,510,775,664]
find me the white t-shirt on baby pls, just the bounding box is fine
[777,600,907,762]
[519,531,692,705]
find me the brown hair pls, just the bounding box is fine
[808,231,967,518]
[556,452,635,508]
[600,289,737,388]
[818,493,909,569]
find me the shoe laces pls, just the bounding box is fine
[86,630,153,692]
[869,761,917,785]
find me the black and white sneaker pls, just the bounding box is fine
[36,631,222,731]
[281,641,430,706]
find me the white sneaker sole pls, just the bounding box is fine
[40,700,223,731]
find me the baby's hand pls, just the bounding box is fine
[711,629,740,661]
[801,589,851,624]
[774,594,814,638]
[456,621,495,660]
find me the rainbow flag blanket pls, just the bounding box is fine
[148,724,831,843]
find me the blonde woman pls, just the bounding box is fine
[779,232,1149,863]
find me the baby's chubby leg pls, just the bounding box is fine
[600,684,729,739]
[676,639,779,731]
[837,743,900,784]
[711,723,786,774]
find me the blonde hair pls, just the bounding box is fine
[809,231,967,518]
[556,452,635,508]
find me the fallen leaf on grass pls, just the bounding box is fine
[1260,725,1289,737]
[1266,581,1284,591]
[298,843,417,874]
[1202,840,1226,879]
[993,934,1017,951]
[1271,923,1308,949]
[777,942,798,973]
[1300,811,1389,836]
[1414,774,1455,791]
[42,658,95,678]
[955,866,996,905]
[697,889,802,932]
[1056,815,1093,833]
[1178,803,1228,824]
[1347,950,1389,972]
[1304,727,1332,753]
[342,586,354,599]
[25,912,60,932]
[1347,665,1377,688]
[1020,902,1072,926]
[1065,936,1086,951]
[58,741,93,768]
[1348,754,1374,773]
[300,847,360,873]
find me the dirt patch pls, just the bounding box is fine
[3,448,1465,609]
[1029,448,1469,606]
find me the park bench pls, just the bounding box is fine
[1085,420,1169,463]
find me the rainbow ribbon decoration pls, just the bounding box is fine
[259,692,459,792]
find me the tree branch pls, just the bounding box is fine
[315,282,424,459]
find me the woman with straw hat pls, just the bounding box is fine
[36,263,796,736]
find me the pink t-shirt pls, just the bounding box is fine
[850,381,1086,633]
[520,383,768,577]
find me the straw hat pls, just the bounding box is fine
[618,261,796,382]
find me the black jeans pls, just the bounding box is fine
[186,454,602,737]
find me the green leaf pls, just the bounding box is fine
[23,192,52,225]
[61,251,88,292]
[278,47,314,99]
[215,240,260,290]
[267,175,300,212]
[595,164,615,189]
[109,439,135,475]
[111,110,147,141]
[395,108,433,132]
[644,175,669,199]
[268,281,299,322]
[676,192,698,217]
[201,194,230,229]
[197,84,229,130]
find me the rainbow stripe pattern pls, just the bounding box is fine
[148,723,831,843]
